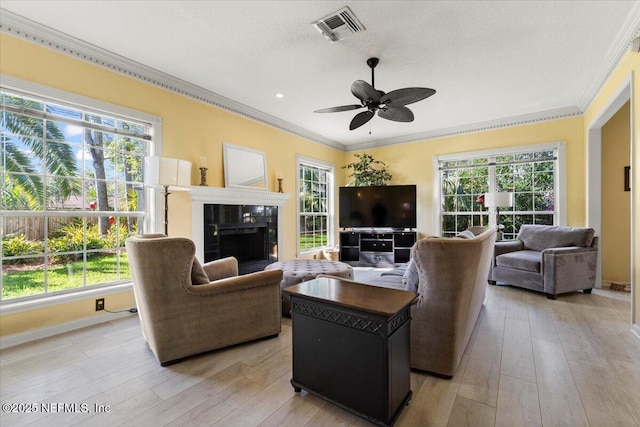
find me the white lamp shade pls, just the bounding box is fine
[145,156,192,190]
[484,192,513,207]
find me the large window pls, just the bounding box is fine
[1,82,156,302]
[297,157,334,253]
[436,143,565,239]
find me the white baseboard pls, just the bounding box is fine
[632,324,640,341]
[0,311,136,350]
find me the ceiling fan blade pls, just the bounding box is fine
[351,80,381,104]
[380,87,436,106]
[378,106,414,122]
[349,110,375,130]
[314,105,363,113]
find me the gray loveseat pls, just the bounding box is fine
[489,224,598,299]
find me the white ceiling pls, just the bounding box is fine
[1,1,639,150]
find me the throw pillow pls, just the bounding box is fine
[402,258,419,292]
[191,257,210,285]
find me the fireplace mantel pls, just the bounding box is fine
[190,186,291,262]
[190,186,290,206]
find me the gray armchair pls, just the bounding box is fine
[125,234,283,365]
[489,225,598,299]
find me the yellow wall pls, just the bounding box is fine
[1,290,135,333]
[0,33,344,336]
[347,115,586,235]
[583,50,639,329]
[601,101,631,283]
[1,31,637,337]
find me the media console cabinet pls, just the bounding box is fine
[339,230,417,267]
[284,277,418,427]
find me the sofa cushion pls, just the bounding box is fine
[191,257,211,285]
[496,250,541,273]
[455,229,475,239]
[402,259,419,292]
[381,264,408,277]
[365,275,408,291]
[518,225,594,251]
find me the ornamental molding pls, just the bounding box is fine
[346,106,582,151]
[578,2,640,111]
[3,7,639,152]
[0,10,344,151]
[292,300,385,335]
[388,309,411,335]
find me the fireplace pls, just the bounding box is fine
[204,204,277,274]
[190,186,290,273]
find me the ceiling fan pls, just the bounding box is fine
[314,57,436,131]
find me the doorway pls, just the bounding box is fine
[586,75,635,326]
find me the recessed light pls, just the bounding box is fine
[275,93,284,98]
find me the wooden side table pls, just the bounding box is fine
[284,277,418,427]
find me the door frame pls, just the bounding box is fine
[586,73,635,330]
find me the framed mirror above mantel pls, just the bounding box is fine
[223,142,268,190]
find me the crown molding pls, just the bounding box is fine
[579,1,640,110]
[0,9,346,152]
[346,106,582,151]
[2,7,637,153]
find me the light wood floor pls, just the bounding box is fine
[1,284,639,427]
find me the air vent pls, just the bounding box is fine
[312,6,365,42]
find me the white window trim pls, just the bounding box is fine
[432,141,566,235]
[1,74,165,234]
[296,155,335,255]
[0,74,163,307]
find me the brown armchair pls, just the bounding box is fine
[125,234,283,366]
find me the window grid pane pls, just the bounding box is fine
[298,162,331,252]
[440,149,557,238]
[1,89,150,302]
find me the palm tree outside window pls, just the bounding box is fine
[1,87,153,302]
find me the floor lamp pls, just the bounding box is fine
[145,156,192,235]
[484,192,513,240]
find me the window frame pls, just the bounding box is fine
[0,75,163,306]
[296,155,335,255]
[432,141,566,236]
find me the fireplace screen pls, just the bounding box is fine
[204,204,278,274]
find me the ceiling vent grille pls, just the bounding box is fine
[312,6,365,42]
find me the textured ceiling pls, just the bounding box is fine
[1,1,639,149]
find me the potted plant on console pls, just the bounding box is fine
[342,153,392,186]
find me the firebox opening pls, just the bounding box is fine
[204,204,278,274]
[219,224,267,263]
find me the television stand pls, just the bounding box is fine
[339,230,417,267]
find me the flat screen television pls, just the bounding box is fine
[339,185,417,229]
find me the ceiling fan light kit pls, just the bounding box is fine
[315,57,436,130]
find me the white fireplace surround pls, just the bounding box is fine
[190,186,291,262]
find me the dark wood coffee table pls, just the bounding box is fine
[283,276,418,427]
